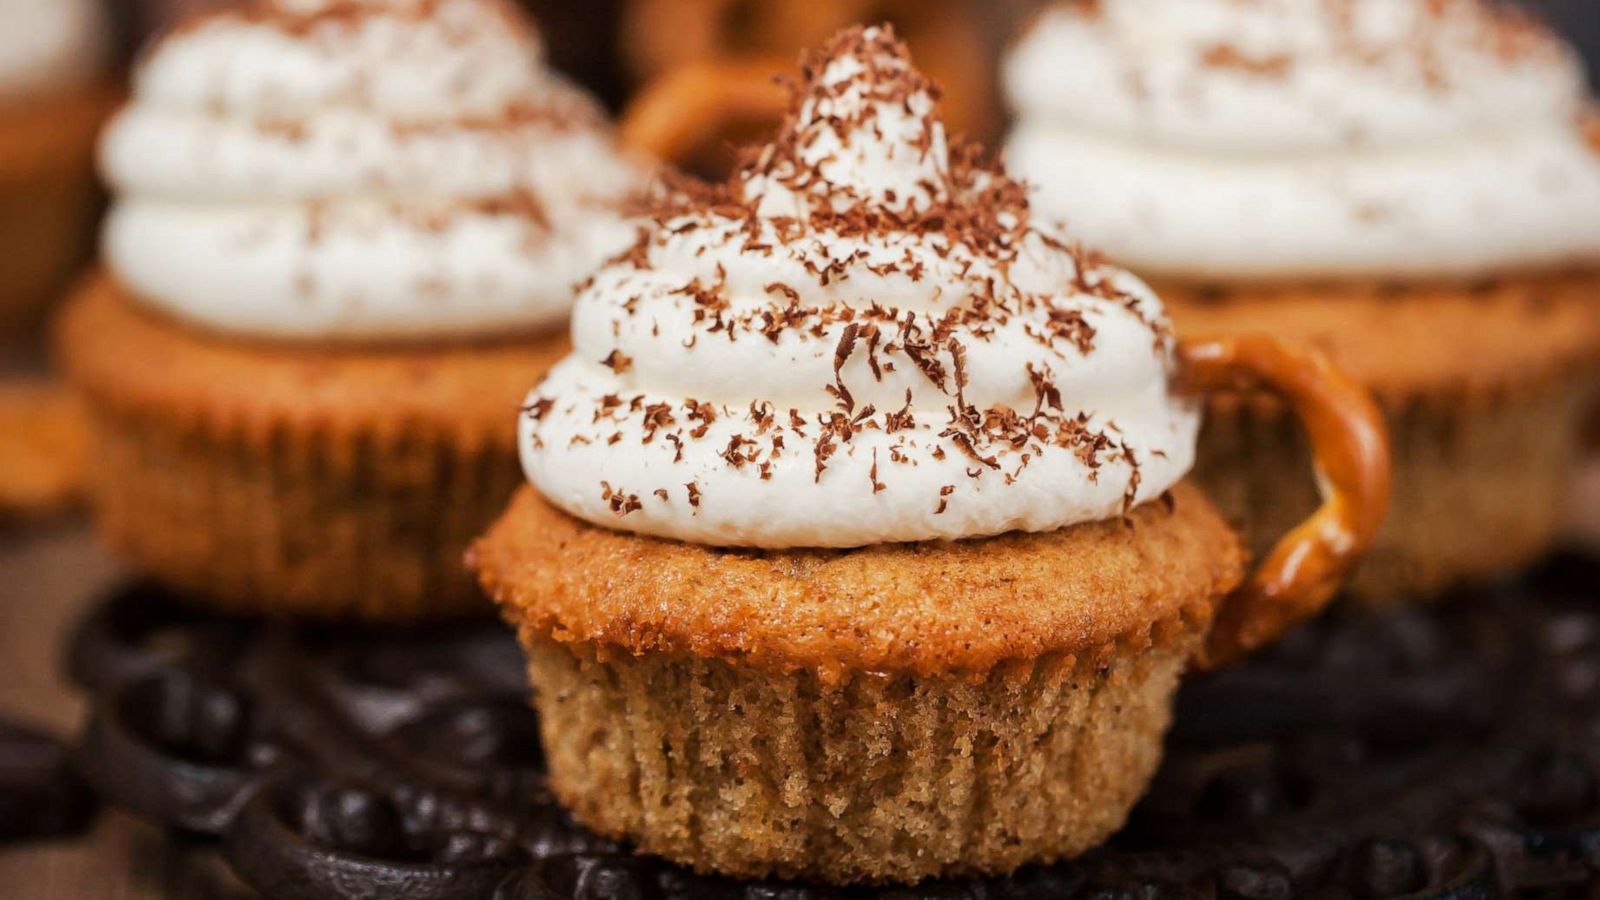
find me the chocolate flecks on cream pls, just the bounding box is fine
[599,481,642,517]
[100,0,643,342]
[1005,0,1600,281]
[519,25,1198,549]
[170,0,531,51]
[1199,43,1294,78]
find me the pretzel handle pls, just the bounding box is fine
[618,57,792,164]
[1179,335,1392,669]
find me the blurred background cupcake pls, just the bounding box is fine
[0,0,114,348]
[1003,0,1600,605]
[102,0,1600,128]
[57,0,646,620]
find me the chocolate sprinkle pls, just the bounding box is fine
[526,26,1171,520]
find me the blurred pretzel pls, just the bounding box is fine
[619,56,792,165]
[620,0,994,145]
[1179,335,1393,669]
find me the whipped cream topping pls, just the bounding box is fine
[101,0,643,341]
[522,27,1199,549]
[1005,0,1600,280]
[0,0,107,101]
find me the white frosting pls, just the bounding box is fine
[101,0,643,340]
[521,28,1200,549]
[1004,0,1600,280]
[0,0,107,101]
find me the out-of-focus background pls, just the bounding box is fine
[0,3,1594,898]
[104,0,1600,118]
[1542,0,1600,81]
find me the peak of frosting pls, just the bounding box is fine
[520,27,1199,549]
[653,26,1038,267]
[744,26,950,218]
[101,0,642,341]
[1004,0,1600,279]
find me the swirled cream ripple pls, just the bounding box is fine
[1004,0,1600,280]
[100,0,643,340]
[521,27,1201,549]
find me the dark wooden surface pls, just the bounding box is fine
[0,520,258,899]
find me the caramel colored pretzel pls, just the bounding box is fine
[1179,335,1393,669]
[619,0,993,146]
[619,56,792,165]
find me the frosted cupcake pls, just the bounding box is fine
[1006,0,1600,604]
[475,27,1390,884]
[0,0,113,337]
[57,0,644,620]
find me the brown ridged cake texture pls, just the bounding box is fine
[478,484,1243,883]
[59,275,568,619]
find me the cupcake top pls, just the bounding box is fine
[521,26,1199,549]
[0,0,108,102]
[1005,0,1600,280]
[100,0,644,341]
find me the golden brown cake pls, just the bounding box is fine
[56,0,646,620]
[479,485,1240,883]
[475,28,1391,884]
[1005,0,1600,604]
[59,276,566,619]
[0,8,115,340]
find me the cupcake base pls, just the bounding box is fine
[476,484,1243,883]
[57,275,568,621]
[1167,269,1600,605]
[528,637,1192,884]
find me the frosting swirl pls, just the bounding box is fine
[101,0,643,340]
[522,27,1199,549]
[0,0,107,101]
[1004,0,1600,279]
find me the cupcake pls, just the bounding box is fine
[57,0,645,621]
[474,27,1390,884]
[1005,0,1600,604]
[0,0,114,339]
